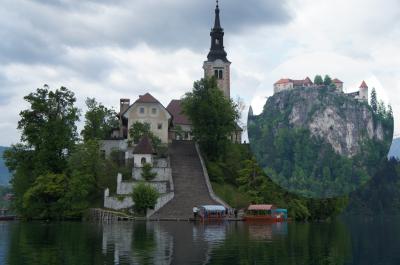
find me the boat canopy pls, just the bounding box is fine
[200,205,226,212]
[248,204,276,211]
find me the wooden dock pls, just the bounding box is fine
[89,208,244,223]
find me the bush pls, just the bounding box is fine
[131,182,159,215]
[141,163,157,181]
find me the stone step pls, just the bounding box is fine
[150,140,220,219]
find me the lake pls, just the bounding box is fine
[0,218,399,265]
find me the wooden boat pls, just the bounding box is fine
[244,204,288,222]
[0,215,16,221]
[198,205,227,222]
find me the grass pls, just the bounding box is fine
[211,182,252,210]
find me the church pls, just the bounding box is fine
[102,1,242,157]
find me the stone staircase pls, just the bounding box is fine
[150,141,219,219]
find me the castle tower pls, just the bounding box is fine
[359,81,369,102]
[203,1,231,98]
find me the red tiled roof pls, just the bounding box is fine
[360,80,368,89]
[274,79,292,85]
[248,204,276,211]
[274,78,313,86]
[134,93,160,104]
[133,135,156,154]
[167,100,192,125]
[333,78,343,84]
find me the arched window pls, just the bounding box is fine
[141,157,147,165]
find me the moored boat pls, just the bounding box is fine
[244,204,288,222]
[198,205,227,222]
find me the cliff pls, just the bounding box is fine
[248,86,394,198]
[257,87,392,157]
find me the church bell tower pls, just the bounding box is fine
[203,1,231,98]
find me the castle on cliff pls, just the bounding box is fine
[273,77,369,102]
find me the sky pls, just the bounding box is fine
[0,0,399,146]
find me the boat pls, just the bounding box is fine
[198,205,227,222]
[0,208,16,221]
[244,204,288,222]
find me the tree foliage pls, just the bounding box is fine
[314,75,323,85]
[17,86,79,175]
[182,77,239,161]
[323,75,332,86]
[141,163,157,181]
[81,98,119,142]
[4,87,126,219]
[370,87,377,112]
[129,122,161,150]
[131,182,159,215]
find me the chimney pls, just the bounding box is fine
[120,98,130,115]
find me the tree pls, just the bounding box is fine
[17,86,79,175]
[323,75,332,86]
[131,182,159,215]
[81,98,119,142]
[314,75,323,85]
[141,163,157,181]
[129,122,162,150]
[5,86,79,216]
[370,88,377,112]
[22,173,67,219]
[181,77,239,160]
[129,122,151,143]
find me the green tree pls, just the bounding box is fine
[4,86,79,216]
[129,122,161,150]
[323,75,332,86]
[81,98,119,142]
[182,77,239,161]
[131,182,159,215]
[370,87,378,112]
[17,86,79,175]
[141,163,157,181]
[22,173,67,219]
[129,122,151,143]
[314,75,323,85]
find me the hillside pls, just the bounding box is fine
[248,86,394,198]
[0,146,11,186]
[388,138,400,159]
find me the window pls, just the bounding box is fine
[158,123,162,130]
[152,108,157,115]
[215,38,220,45]
[139,107,145,114]
[214,69,223,80]
[141,157,147,165]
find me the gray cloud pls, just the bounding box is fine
[0,0,291,64]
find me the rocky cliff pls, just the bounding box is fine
[248,86,394,198]
[259,87,392,157]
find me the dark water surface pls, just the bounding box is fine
[0,218,399,265]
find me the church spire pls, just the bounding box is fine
[214,1,221,29]
[207,0,229,62]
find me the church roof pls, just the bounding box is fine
[360,80,368,89]
[167,100,192,125]
[133,135,156,155]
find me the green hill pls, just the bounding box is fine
[0,146,11,186]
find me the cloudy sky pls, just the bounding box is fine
[0,0,399,146]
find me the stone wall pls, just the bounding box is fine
[100,140,128,157]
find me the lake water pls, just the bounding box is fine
[0,218,399,265]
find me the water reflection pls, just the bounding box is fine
[3,218,400,265]
[100,222,288,265]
